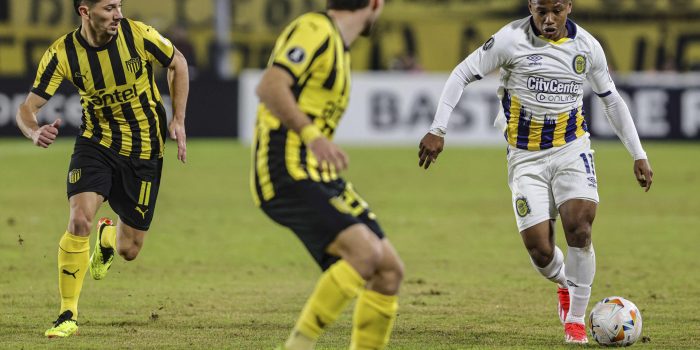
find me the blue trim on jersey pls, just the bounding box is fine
[501,90,512,142]
[516,108,531,149]
[596,90,612,97]
[564,108,579,142]
[539,117,557,149]
[565,19,577,39]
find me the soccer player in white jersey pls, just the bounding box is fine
[418,0,653,344]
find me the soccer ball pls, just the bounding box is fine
[589,296,643,346]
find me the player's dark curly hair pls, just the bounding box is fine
[73,0,102,15]
[327,0,370,10]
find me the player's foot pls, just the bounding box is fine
[44,310,78,338]
[89,217,115,280]
[557,286,570,324]
[564,322,588,344]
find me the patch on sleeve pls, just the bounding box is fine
[286,47,306,64]
[483,37,495,51]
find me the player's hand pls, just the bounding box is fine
[169,118,187,163]
[308,137,348,172]
[633,159,653,192]
[31,119,61,148]
[418,132,444,169]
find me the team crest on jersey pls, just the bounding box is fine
[483,37,495,51]
[68,169,81,184]
[125,57,141,74]
[573,55,586,74]
[287,47,306,63]
[515,196,531,217]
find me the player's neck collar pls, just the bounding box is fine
[321,11,351,51]
[76,24,120,51]
[529,17,577,42]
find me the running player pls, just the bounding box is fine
[16,0,189,338]
[251,1,403,349]
[418,0,653,344]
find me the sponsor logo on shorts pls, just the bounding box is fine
[587,176,598,188]
[68,169,81,184]
[135,205,149,219]
[515,196,531,217]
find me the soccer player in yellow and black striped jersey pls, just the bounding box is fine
[252,1,403,349]
[16,0,189,338]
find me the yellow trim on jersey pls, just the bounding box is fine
[552,111,569,147]
[256,126,275,201]
[285,131,308,181]
[505,93,587,150]
[506,94,523,147]
[538,36,571,45]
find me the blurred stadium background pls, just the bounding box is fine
[1,0,699,349]
[1,0,700,140]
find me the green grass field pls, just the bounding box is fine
[1,138,698,349]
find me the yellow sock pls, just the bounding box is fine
[350,289,399,350]
[57,231,89,320]
[284,260,365,350]
[100,225,117,249]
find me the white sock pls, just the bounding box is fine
[565,245,595,324]
[531,245,567,288]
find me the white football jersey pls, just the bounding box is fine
[465,17,615,150]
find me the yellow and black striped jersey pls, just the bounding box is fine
[31,18,175,159]
[252,12,351,205]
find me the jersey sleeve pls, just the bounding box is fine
[461,28,512,78]
[31,46,66,100]
[271,18,331,82]
[586,39,615,96]
[134,21,176,67]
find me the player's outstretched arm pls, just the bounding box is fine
[634,159,653,192]
[167,48,189,163]
[256,66,348,171]
[597,90,654,192]
[418,133,444,170]
[16,92,60,148]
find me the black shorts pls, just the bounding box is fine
[67,137,163,231]
[260,179,385,271]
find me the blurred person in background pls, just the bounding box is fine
[252,0,404,349]
[16,0,188,338]
[418,0,653,344]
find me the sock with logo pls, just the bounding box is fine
[350,289,399,350]
[565,245,595,324]
[284,260,365,350]
[100,224,117,249]
[531,245,567,288]
[57,231,90,319]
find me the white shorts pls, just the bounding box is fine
[507,135,599,232]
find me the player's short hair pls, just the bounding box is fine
[327,0,370,11]
[73,0,102,15]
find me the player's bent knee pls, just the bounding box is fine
[564,222,592,247]
[117,246,140,261]
[527,247,553,267]
[68,213,92,236]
